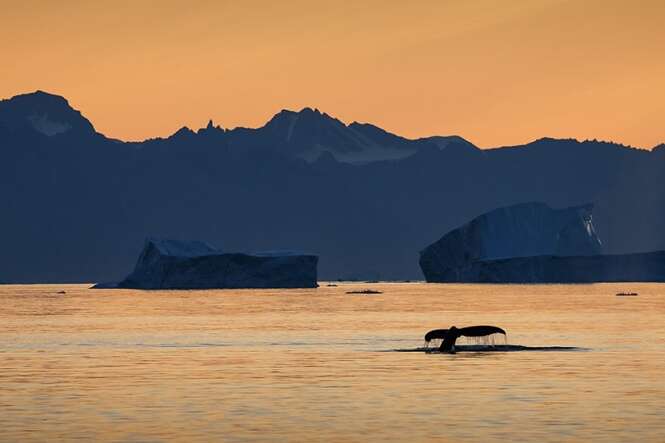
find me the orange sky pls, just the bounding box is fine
[1,0,664,148]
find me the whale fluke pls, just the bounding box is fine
[458,325,506,337]
[424,328,449,342]
[424,325,505,342]
[424,325,507,353]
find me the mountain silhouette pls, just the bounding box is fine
[0,91,97,137]
[1,91,664,283]
[221,106,472,163]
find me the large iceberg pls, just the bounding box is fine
[93,238,318,289]
[420,202,602,280]
[420,202,665,283]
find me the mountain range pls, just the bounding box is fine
[1,91,664,282]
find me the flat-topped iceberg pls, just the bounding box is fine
[93,238,318,289]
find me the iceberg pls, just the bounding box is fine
[420,202,665,283]
[93,238,318,289]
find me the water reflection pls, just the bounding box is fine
[1,283,664,442]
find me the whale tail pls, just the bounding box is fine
[458,325,506,337]
[424,325,507,352]
[424,325,505,342]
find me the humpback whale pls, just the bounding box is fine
[424,325,506,353]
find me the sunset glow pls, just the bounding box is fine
[2,0,663,147]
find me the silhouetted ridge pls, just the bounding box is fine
[262,107,359,153]
[348,122,411,147]
[0,90,96,136]
[0,90,477,163]
[170,126,195,139]
[226,106,447,163]
[1,90,664,283]
[417,135,480,154]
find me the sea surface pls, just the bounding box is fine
[1,283,664,442]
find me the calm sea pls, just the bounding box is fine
[1,283,664,442]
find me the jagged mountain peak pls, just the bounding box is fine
[265,106,344,130]
[254,107,431,163]
[197,119,223,134]
[259,106,353,153]
[298,106,322,115]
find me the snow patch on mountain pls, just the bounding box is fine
[28,114,72,136]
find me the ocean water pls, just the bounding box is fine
[1,282,664,442]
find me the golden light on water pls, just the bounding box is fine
[2,282,665,441]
